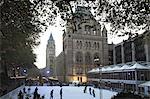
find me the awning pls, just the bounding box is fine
[139,81,150,87]
[120,64,130,70]
[48,77,58,81]
[129,63,149,69]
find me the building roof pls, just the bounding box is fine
[139,81,150,87]
[120,64,130,70]
[88,62,150,73]
[129,63,149,69]
[48,33,54,42]
[112,66,121,71]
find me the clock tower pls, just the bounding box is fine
[46,33,56,77]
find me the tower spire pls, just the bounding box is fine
[48,33,54,42]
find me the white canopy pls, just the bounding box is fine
[112,66,121,70]
[101,67,107,71]
[139,81,150,87]
[105,67,113,71]
[88,68,100,73]
[129,63,149,69]
[94,68,100,73]
[120,64,130,70]
[88,62,150,73]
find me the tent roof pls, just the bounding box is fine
[129,63,149,69]
[88,62,150,73]
[120,64,130,70]
[139,81,150,87]
[88,68,99,73]
[112,66,121,70]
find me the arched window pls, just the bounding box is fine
[76,40,79,48]
[85,52,92,65]
[97,42,99,49]
[94,42,97,49]
[80,41,82,49]
[89,42,91,49]
[85,42,88,49]
[85,25,91,34]
[76,52,83,64]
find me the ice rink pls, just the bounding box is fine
[1,86,118,99]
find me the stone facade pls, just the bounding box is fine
[108,44,114,65]
[63,6,108,83]
[46,34,56,77]
[113,30,150,64]
[56,52,65,82]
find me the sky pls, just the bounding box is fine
[34,25,64,69]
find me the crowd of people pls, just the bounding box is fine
[18,86,63,99]
[17,84,97,99]
[83,85,96,97]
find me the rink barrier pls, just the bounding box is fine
[0,85,25,99]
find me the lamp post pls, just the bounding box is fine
[94,58,102,99]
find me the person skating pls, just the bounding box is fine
[60,88,62,99]
[26,87,31,98]
[33,87,38,99]
[41,95,45,99]
[23,87,26,93]
[18,90,23,99]
[35,87,38,93]
[83,86,87,93]
[37,94,40,99]
[89,88,92,95]
[50,89,54,99]
[92,89,95,97]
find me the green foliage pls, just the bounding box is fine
[97,0,150,36]
[1,0,41,69]
[33,0,149,36]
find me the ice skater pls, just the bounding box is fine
[41,95,45,99]
[83,86,87,93]
[89,88,92,95]
[23,87,26,93]
[50,89,54,99]
[26,87,31,98]
[18,90,23,99]
[60,88,62,99]
[33,87,38,99]
[92,89,95,97]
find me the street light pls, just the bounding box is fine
[23,69,27,73]
[94,58,102,99]
[46,70,50,78]
[46,70,50,74]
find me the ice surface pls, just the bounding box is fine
[1,86,117,99]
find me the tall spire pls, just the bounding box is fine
[102,24,107,37]
[102,24,107,33]
[48,33,54,42]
